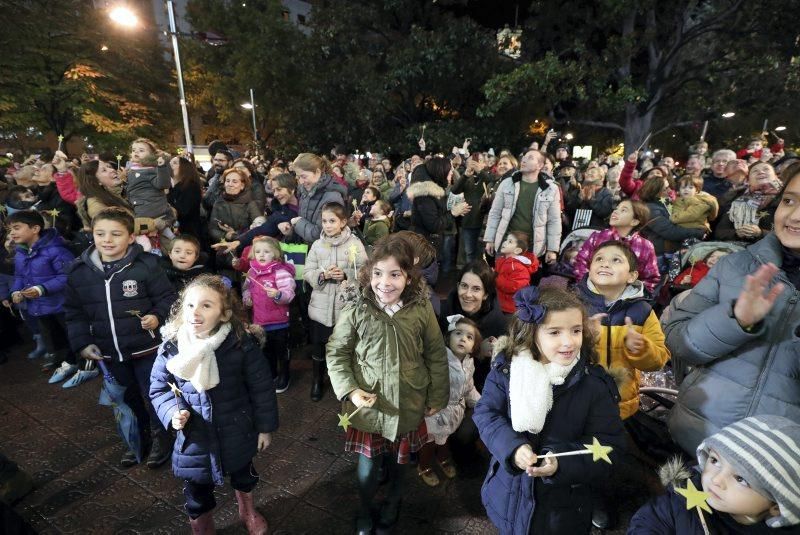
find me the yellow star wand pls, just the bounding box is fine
[348,243,359,275]
[337,380,378,432]
[675,479,712,535]
[539,437,613,464]
[46,208,60,227]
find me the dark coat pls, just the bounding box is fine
[407,180,448,248]
[235,200,299,255]
[208,190,262,243]
[158,255,211,292]
[473,350,625,535]
[11,228,75,316]
[64,244,177,361]
[641,201,705,255]
[627,471,799,534]
[35,182,78,237]
[150,331,279,486]
[168,181,203,238]
[565,187,614,229]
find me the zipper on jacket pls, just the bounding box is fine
[104,266,131,362]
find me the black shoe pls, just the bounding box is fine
[275,360,291,393]
[376,499,401,533]
[310,360,324,402]
[146,433,172,469]
[591,503,616,530]
[355,513,374,535]
[120,450,139,468]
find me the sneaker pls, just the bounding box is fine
[120,450,139,468]
[62,368,99,389]
[48,361,78,384]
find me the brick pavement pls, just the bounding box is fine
[2,344,646,534]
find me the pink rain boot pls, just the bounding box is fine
[189,510,216,534]
[235,490,269,534]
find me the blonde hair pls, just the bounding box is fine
[130,138,158,155]
[162,274,247,341]
[293,153,332,175]
[249,236,283,262]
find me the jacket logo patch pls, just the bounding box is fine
[122,280,138,297]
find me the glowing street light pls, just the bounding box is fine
[721,112,736,118]
[109,6,139,28]
[565,133,574,140]
[100,44,109,51]
[240,103,254,110]
[775,126,787,132]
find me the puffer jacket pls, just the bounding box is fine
[11,228,75,316]
[149,331,279,486]
[577,279,671,419]
[425,348,481,444]
[572,228,661,293]
[303,227,367,327]
[483,171,562,257]
[158,256,211,292]
[244,259,295,326]
[407,180,448,249]
[294,174,347,244]
[64,244,177,361]
[670,192,719,230]
[326,281,450,441]
[664,233,800,454]
[125,165,173,220]
[495,253,540,314]
[474,340,625,535]
[641,201,705,256]
[208,190,262,243]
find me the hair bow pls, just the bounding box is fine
[446,314,465,332]
[514,286,547,324]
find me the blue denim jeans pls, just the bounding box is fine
[461,227,482,265]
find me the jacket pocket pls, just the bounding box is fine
[401,361,431,390]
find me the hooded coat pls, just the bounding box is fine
[495,253,540,313]
[326,281,450,441]
[149,331,279,486]
[294,174,347,244]
[125,165,173,221]
[244,259,296,327]
[671,191,720,231]
[663,233,800,454]
[407,179,448,249]
[474,338,625,535]
[577,279,671,419]
[11,228,75,316]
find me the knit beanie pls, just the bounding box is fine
[697,415,800,528]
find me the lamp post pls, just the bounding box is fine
[240,88,258,146]
[110,2,193,153]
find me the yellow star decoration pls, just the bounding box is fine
[47,208,60,218]
[675,479,712,514]
[167,382,183,398]
[337,411,352,432]
[57,135,64,142]
[126,309,142,318]
[348,243,359,262]
[583,437,613,464]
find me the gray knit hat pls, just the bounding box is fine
[697,415,800,528]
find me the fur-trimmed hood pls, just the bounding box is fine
[406,180,446,200]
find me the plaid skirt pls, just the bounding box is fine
[344,420,428,464]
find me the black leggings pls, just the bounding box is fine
[183,461,259,519]
[262,327,289,377]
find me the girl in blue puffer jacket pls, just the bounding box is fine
[149,274,278,535]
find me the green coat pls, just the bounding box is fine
[363,218,390,246]
[326,284,450,441]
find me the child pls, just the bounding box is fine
[629,415,800,533]
[5,186,37,215]
[672,248,731,289]
[6,211,84,385]
[392,230,441,316]
[494,231,540,314]
[304,202,367,401]
[326,237,449,534]
[670,176,719,232]
[64,207,177,468]
[149,274,278,535]
[539,246,580,290]
[363,199,392,247]
[418,314,482,487]
[473,285,625,535]
[578,240,670,419]
[160,235,209,291]
[573,199,661,294]
[242,236,296,393]
[126,138,175,237]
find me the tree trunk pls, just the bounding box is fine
[624,105,655,155]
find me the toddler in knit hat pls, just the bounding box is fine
[628,415,800,533]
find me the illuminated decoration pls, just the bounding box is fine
[497,25,522,59]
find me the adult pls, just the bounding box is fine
[406,157,450,250]
[451,153,497,264]
[638,175,705,258]
[231,158,267,213]
[483,149,562,265]
[564,167,613,229]
[168,156,203,238]
[388,168,412,232]
[278,153,346,244]
[663,162,800,454]
[701,149,736,197]
[683,154,704,179]
[32,163,78,237]
[713,161,782,243]
[618,151,672,200]
[201,150,233,212]
[207,168,261,245]
[74,160,131,230]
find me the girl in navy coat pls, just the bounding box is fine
[149,274,278,534]
[473,286,625,535]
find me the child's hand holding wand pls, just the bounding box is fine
[349,388,377,408]
[172,409,190,430]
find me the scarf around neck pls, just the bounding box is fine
[728,179,782,229]
[509,349,579,434]
[166,322,232,392]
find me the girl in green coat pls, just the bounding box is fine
[327,235,450,535]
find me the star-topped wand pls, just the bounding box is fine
[338,380,378,432]
[57,134,64,152]
[675,479,712,535]
[46,208,60,228]
[116,154,123,170]
[167,381,186,434]
[538,437,614,464]
[348,243,360,276]
[127,309,156,338]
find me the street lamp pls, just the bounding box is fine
[565,133,574,140]
[110,2,193,154]
[240,88,258,148]
[775,126,787,132]
[721,112,736,118]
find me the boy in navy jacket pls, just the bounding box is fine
[64,207,177,469]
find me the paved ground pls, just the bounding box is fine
[2,339,652,534]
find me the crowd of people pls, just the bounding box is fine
[1,131,799,535]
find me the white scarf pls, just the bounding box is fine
[509,349,579,434]
[166,322,232,392]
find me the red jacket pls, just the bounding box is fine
[672,260,710,289]
[495,253,540,313]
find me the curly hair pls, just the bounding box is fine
[356,235,422,303]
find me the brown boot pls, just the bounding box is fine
[189,510,216,534]
[235,490,269,534]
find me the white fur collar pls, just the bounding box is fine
[166,322,231,392]
[509,350,578,434]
